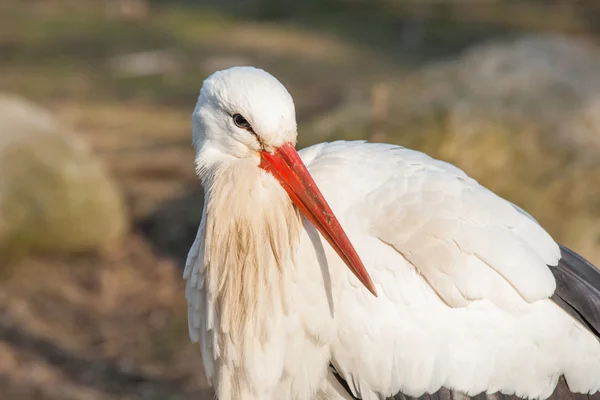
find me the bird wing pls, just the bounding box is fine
[331,370,600,400]
[298,141,600,399]
[302,140,561,309]
[551,244,600,337]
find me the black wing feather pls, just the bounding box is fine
[550,244,600,338]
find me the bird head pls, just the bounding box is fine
[192,66,377,297]
[192,66,297,160]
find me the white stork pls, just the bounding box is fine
[184,66,600,400]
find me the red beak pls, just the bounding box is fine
[260,142,377,297]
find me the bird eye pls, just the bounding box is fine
[233,114,252,130]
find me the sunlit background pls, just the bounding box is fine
[1,1,599,399]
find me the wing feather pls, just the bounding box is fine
[361,148,559,308]
[300,141,600,399]
[550,245,600,337]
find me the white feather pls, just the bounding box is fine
[298,141,600,399]
[184,67,600,400]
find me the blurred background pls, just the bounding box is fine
[1,0,600,399]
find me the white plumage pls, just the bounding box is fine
[184,66,600,400]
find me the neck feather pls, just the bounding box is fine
[202,159,302,344]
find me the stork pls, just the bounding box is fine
[184,66,600,400]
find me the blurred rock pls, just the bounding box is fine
[0,94,127,262]
[309,35,600,265]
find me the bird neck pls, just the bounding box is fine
[201,159,302,344]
